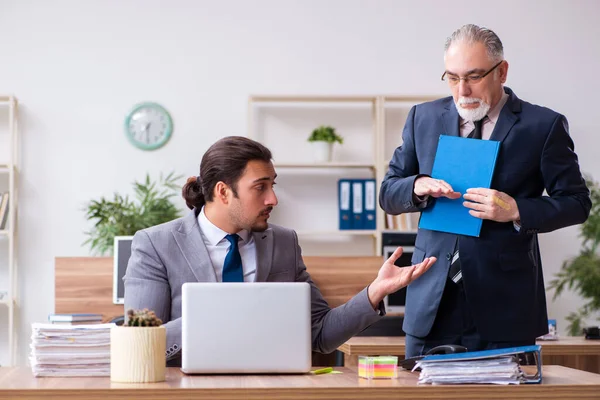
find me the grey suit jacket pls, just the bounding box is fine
[124,208,384,365]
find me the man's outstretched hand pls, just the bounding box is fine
[367,247,436,310]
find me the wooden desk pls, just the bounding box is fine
[1,366,600,400]
[338,336,600,373]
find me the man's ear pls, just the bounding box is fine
[499,60,509,84]
[214,181,231,205]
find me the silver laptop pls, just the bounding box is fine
[181,282,312,374]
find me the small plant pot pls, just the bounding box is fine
[311,141,333,162]
[110,326,166,383]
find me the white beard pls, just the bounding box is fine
[454,97,491,122]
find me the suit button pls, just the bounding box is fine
[446,253,452,261]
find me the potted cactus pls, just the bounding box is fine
[110,309,166,383]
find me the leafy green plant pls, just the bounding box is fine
[307,125,344,144]
[83,172,182,255]
[126,308,163,327]
[548,175,600,336]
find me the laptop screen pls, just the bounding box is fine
[113,236,133,304]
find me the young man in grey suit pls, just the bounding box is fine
[379,24,591,358]
[124,136,436,366]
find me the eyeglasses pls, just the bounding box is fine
[441,60,503,86]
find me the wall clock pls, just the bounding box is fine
[124,102,173,150]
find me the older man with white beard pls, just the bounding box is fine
[379,24,591,358]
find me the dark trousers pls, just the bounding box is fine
[405,279,535,358]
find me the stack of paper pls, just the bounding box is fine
[413,345,542,385]
[416,356,522,385]
[30,323,114,377]
[48,313,103,325]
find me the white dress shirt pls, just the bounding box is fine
[459,92,509,140]
[197,207,257,282]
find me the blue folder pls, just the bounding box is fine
[363,179,377,230]
[338,179,352,230]
[419,135,500,237]
[351,180,364,229]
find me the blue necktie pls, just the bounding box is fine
[223,234,244,282]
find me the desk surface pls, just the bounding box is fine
[1,366,600,400]
[338,336,600,356]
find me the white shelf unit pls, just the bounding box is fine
[247,94,438,256]
[0,95,19,366]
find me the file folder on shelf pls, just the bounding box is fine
[351,180,364,229]
[415,345,542,385]
[363,179,376,230]
[338,179,352,230]
[419,135,500,237]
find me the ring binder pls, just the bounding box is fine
[414,344,543,385]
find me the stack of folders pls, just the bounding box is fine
[414,345,542,385]
[30,322,115,377]
[338,179,376,230]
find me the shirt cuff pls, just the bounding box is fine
[366,284,387,316]
[376,299,386,316]
[513,220,521,232]
[413,193,430,209]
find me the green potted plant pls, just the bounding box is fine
[83,172,182,255]
[548,175,600,336]
[110,309,166,383]
[307,125,343,162]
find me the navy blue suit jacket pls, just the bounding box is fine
[379,87,591,342]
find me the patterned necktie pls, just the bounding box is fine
[467,118,484,139]
[449,117,486,284]
[223,234,244,282]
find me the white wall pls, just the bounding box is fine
[0,0,598,365]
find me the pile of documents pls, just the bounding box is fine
[48,313,103,325]
[414,345,542,385]
[30,322,114,377]
[416,356,522,385]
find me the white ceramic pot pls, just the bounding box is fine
[311,141,333,162]
[110,326,166,383]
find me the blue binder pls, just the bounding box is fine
[338,179,352,230]
[419,135,500,237]
[363,179,376,230]
[351,180,364,229]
